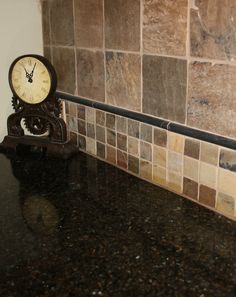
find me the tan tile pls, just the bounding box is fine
[69,103,77,117]
[143,0,187,56]
[86,107,95,124]
[184,138,200,159]
[86,138,96,155]
[199,162,217,188]
[168,133,184,153]
[199,185,216,208]
[217,192,235,217]
[106,145,116,164]
[140,160,152,181]
[184,156,199,182]
[153,146,166,168]
[128,137,139,157]
[183,177,198,200]
[167,171,183,193]
[128,155,139,175]
[97,142,105,159]
[153,165,166,187]
[153,128,167,147]
[200,142,219,166]
[117,150,127,169]
[168,151,183,175]
[96,110,105,126]
[218,168,236,197]
[140,141,152,162]
[219,148,236,172]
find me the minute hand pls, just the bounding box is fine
[30,63,36,78]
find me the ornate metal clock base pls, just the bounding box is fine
[0,135,78,159]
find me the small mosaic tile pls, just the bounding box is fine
[168,133,184,154]
[97,142,105,159]
[106,113,116,130]
[106,129,116,147]
[78,120,86,136]
[67,116,78,133]
[96,126,105,143]
[87,123,95,139]
[128,137,139,157]
[153,165,166,187]
[184,138,200,160]
[128,155,139,175]
[117,150,128,169]
[219,148,236,172]
[128,119,140,138]
[117,133,127,152]
[77,105,86,120]
[116,116,127,134]
[218,168,236,198]
[183,156,199,182]
[106,145,116,164]
[96,110,105,126]
[153,146,166,168]
[140,160,152,181]
[199,185,216,208]
[140,124,152,143]
[69,103,77,117]
[78,135,86,150]
[200,142,218,166]
[199,162,217,189]
[153,128,167,147]
[86,107,95,124]
[183,177,198,200]
[140,141,152,162]
[168,151,183,175]
[167,171,182,193]
[217,192,235,217]
[86,138,96,155]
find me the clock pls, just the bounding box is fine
[0,54,77,158]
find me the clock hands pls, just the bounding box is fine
[23,63,36,83]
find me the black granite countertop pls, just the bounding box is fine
[0,150,236,297]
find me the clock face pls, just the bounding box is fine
[10,56,52,104]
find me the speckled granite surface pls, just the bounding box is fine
[0,151,236,297]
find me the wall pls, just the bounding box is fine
[0,0,43,141]
[42,0,236,220]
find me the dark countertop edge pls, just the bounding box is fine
[57,91,236,151]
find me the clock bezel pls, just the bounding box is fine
[8,54,57,105]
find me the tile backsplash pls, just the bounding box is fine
[41,0,236,220]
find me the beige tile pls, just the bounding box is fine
[86,107,95,124]
[200,142,219,166]
[86,138,96,155]
[167,171,183,193]
[199,162,217,188]
[218,168,236,197]
[128,137,139,157]
[217,192,235,217]
[153,146,166,168]
[153,165,166,187]
[168,132,184,153]
[184,156,199,182]
[168,151,183,175]
[140,160,152,181]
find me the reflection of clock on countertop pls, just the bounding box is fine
[0,54,77,158]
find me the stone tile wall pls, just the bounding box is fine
[65,101,236,220]
[41,0,236,219]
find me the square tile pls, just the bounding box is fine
[143,0,187,56]
[69,132,78,146]
[67,116,78,133]
[199,162,217,188]
[86,107,95,124]
[140,141,152,162]
[168,151,183,175]
[167,171,182,193]
[128,120,140,138]
[117,133,127,152]
[50,0,74,45]
[52,47,76,94]
[218,168,236,197]
[199,185,216,208]
[78,120,86,135]
[86,138,96,155]
[96,110,105,126]
[143,55,187,123]
[117,150,127,169]
[87,123,95,139]
[78,135,86,150]
[153,146,166,168]
[187,62,236,138]
[106,113,116,130]
[77,49,105,101]
[106,52,141,111]
[219,148,236,172]
[128,155,139,175]
[128,137,139,157]
[184,156,199,182]
[184,138,200,159]
[183,177,198,200]
[106,129,116,147]
[74,0,103,48]
[153,165,166,187]
[106,145,116,164]
[96,126,105,143]
[97,142,105,159]
[78,105,86,120]
[200,142,219,166]
[153,128,167,147]
[104,0,140,51]
[116,116,127,134]
[168,133,184,153]
[217,192,235,217]
[140,124,152,143]
[69,103,77,117]
[140,160,152,181]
